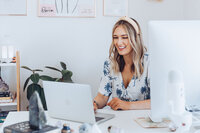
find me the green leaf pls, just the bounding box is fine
[21,66,32,71]
[45,66,61,72]
[60,62,67,70]
[23,76,30,91]
[40,75,56,81]
[63,79,73,83]
[55,78,60,82]
[40,88,47,110]
[62,70,73,78]
[67,71,73,77]
[30,73,40,84]
[33,69,43,72]
[27,84,41,100]
[26,84,47,110]
[61,70,73,82]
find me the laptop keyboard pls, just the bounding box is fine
[95,116,104,122]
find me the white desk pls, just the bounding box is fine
[0,109,198,133]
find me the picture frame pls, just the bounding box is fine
[0,0,27,16]
[103,0,128,17]
[38,0,96,17]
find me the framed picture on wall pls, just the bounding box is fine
[0,0,27,16]
[38,0,96,17]
[103,0,128,17]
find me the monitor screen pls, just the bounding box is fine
[148,21,200,122]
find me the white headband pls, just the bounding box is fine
[117,16,140,35]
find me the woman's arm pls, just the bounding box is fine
[107,98,150,110]
[93,92,109,111]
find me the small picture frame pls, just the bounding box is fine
[103,0,128,17]
[0,0,27,16]
[38,0,96,17]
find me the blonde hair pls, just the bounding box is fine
[109,17,146,78]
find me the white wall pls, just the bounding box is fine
[0,0,186,110]
[128,0,184,45]
[183,0,200,19]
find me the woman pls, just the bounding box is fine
[94,16,150,111]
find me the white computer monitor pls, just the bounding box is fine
[148,21,200,122]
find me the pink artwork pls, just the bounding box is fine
[38,0,96,17]
[39,5,56,16]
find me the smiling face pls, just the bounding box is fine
[113,25,133,56]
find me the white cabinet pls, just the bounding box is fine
[0,51,20,111]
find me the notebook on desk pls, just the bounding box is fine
[43,81,115,124]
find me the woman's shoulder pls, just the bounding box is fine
[103,58,112,67]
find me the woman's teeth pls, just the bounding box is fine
[119,46,126,49]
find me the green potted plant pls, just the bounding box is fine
[44,62,73,82]
[21,62,73,110]
[21,66,52,110]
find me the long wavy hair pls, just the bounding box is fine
[109,18,147,78]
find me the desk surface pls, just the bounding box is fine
[0,109,198,133]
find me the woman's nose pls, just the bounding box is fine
[117,38,123,45]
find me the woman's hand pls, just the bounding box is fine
[93,101,98,111]
[107,97,130,110]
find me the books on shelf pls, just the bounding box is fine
[0,98,13,103]
[0,91,16,103]
[0,97,11,100]
[0,91,10,97]
[0,111,9,124]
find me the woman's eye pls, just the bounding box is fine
[122,37,128,39]
[113,37,118,39]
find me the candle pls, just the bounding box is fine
[8,45,14,58]
[2,46,8,59]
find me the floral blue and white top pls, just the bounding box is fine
[98,54,150,102]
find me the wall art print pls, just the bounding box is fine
[38,0,96,17]
[0,0,27,16]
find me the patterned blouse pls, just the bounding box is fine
[98,54,150,102]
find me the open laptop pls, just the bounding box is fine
[43,81,115,124]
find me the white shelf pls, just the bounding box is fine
[0,99,17,106]
[0,51,20,111]
[0,63,16,67]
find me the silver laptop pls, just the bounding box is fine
[43,81,115,124]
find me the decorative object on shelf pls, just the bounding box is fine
[21,66,47,110]
[11,57,16,63]
[0,77,9,92]
[7,46,14,59]
[38,0,96,17]
[29,91,47,130]
[1,35,15,63]
[0,0,27,16]
[103,0,128,17]
[1,46,8,59]
[44,61,73,82]
[3,91,58,133]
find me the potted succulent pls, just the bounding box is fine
[21,66,49,110]
[44,62,73,82]
[21,62,73,110]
